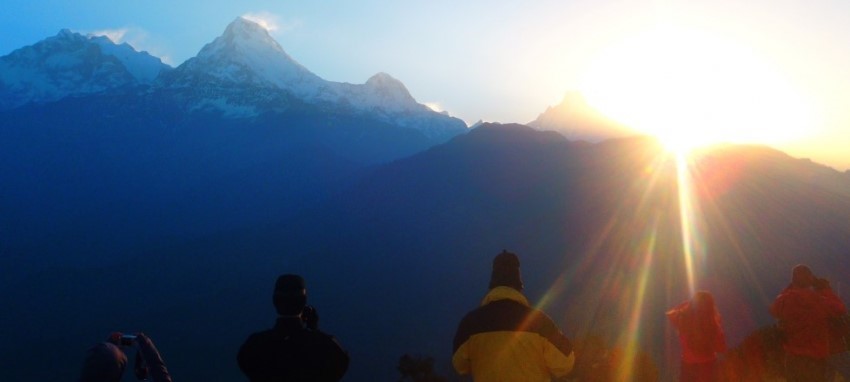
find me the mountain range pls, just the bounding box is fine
[2,16,850,382]
[0,17,469,269]
[0,28,169,110]
[1,17,466,142]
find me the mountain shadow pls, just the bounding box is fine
[2,123,850,381]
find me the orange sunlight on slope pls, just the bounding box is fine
[578,25,815,155]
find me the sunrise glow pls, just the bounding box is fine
[578,24,814,154]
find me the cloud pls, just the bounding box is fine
[89,28,129,44]
[242,11,302,34]
[157,55,175,66]
[424,102,443,112]
[424,102,452,117]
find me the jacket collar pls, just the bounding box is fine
[481,286,530,307]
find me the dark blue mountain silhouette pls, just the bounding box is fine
[4,122,850,381]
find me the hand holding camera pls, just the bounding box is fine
[107,332,150,380]
[814,277,831,291]
[302,305,319,330]
[108,332,139,346]
[121,334,138,346]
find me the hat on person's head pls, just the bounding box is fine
[792,264,814,288]
[78,342,127,382]
[273,274,307,316]
[489,250,523,291]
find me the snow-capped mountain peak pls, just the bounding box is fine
[333,71,427,118]
[221,16,280,48]
[171,17,325,97]
[0,29,171,110]
[1,17,468,142]
[364,72,415,103]
[163,17,467,139]
[201,16,289,62]
[160,17,465,138]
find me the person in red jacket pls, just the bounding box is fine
[770,264,847,382]
[667,291,726,382]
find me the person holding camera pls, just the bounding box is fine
[770,264,846,382]
[237,274,349,382]
[666,291,726,382]
[78,332,172,382]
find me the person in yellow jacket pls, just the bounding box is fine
[452,250,576,381]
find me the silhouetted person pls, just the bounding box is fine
[78,332,172,382]
[667,291,726,382]
[452,250,575,381]
[237,274,349,382]
[771,264,846,382]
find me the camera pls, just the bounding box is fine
[120,334,137,346]
[302,305,319,330]
[813,277,831,290]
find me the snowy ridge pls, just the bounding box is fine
[171,17,330,100]
[337,72,422,113]
[1,17,466,141]
[0,30,130,109]
[167,17,417,109]
[164,17,465,139]
[331,72,462,138]
[89,35,167,83]
[0,29,170,110]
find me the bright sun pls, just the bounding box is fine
[578,25,814,154]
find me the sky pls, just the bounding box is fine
[3,0,850,170]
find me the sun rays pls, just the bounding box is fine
[532,141,780,377]
[675,152,706,295]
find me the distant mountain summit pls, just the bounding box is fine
[164,17,327,97]
[1,17,466,142]
[347,72,418,113]
[158,17,466,140]
[528,91,637,142]
[0,29,171,110]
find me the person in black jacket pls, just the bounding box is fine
[238,274,349,382]
[78,332,172,382]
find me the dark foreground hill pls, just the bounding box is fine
[3,123,850,381]
[288,124,850,379]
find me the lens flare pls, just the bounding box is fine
[538,145,727,378]
[675,152,706,295]
[616,221,657,381]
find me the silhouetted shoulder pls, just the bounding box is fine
[238,327,349,382]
